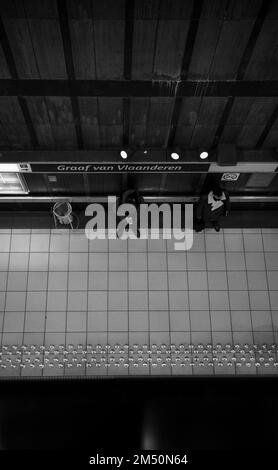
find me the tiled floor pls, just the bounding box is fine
[0,227,278,378]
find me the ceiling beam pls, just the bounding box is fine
[236,0,272,80]
[57,0,84,150]
[0,16,38,148]
[123,0,134,148]
[256,104,278,148]
[167,0,204,147]
[212,0,272,147]
[1,79,278,97]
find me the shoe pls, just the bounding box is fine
[213,222,221,232]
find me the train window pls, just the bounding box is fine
[0,173,28,194]
[245,173,275,188]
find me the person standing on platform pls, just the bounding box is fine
[118,189,144,238]
[196,186,231,232]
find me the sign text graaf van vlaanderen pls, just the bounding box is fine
[29,163,210,173]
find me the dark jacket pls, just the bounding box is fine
[196,191,231,223]
[121,189,144,207]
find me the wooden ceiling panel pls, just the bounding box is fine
[98,98,123,126]
[188,20,222,79]
[148,98,173,125]
[78,97,98,126]
[225,98,254,125]
[99,126,122,146]
[92,0,125,19]
[158,0,194,19]
[93,20,124,79]
[0,97,31,147]
[0,44,11,78]
[134,0,193,19]
[25,96,51,125]
[0,124,31,148]
[22,0,58,18]
[190,125,218,148]
[172,125,194,147]
[129,98,148,146]
[223,0,262,20]
[38,96,77,148]
[0,123,10,148]
[237,125,265,147]
[0,96,26,124]
[67,0,93,19]
[146,125,170,147]
[45,97,74,125]
[129,98,149,125]
[220,125,242,144]
[69,19,96,79]
[153,20,189,79]
[132,20,157,79]
[197,97,228,125]
[49,124,78,149]
[201,0,262,19]
[266,1,278,19]
[244,20,278,79]
[81,125,100,148]
[177,98,201,125]
[262,126,278,148]
[129,125,147,147]
[209,20,255,79]
[244,97,278,125]
[32,124,55,148]
[3,19,40,78]
[27,19,67,79]
[67,0,126,20]
[0,0,25,18]
[78,97,100,148]
[134,0,160,19]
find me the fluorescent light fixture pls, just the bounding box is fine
[200,151,209,160]
[171,152,180,160]
[0,163,19,172]
[120,150,128,159]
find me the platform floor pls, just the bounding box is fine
[1,226,278,377]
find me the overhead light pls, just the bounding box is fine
[200,151,209,160]
[171,152,180,160]
[143,150,148,154]
[120,150,128,159]
[0,163,19,172]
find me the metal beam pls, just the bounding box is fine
[212,0,271,146]
[1,79,278,97]
[256,104,278,148]
[236,0,272,80]
[167,0,204,147]
[212,96,235,147]
[213,0,272,146]
[0,16,38,148]
[124,0,134,81]
[122,0,134,148]
[57,0,84,149]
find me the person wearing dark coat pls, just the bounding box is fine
[196,186,231,232]
[118,189,144,238]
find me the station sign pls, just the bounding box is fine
[28,162,211,173]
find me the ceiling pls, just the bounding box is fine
[0,0,278,153]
